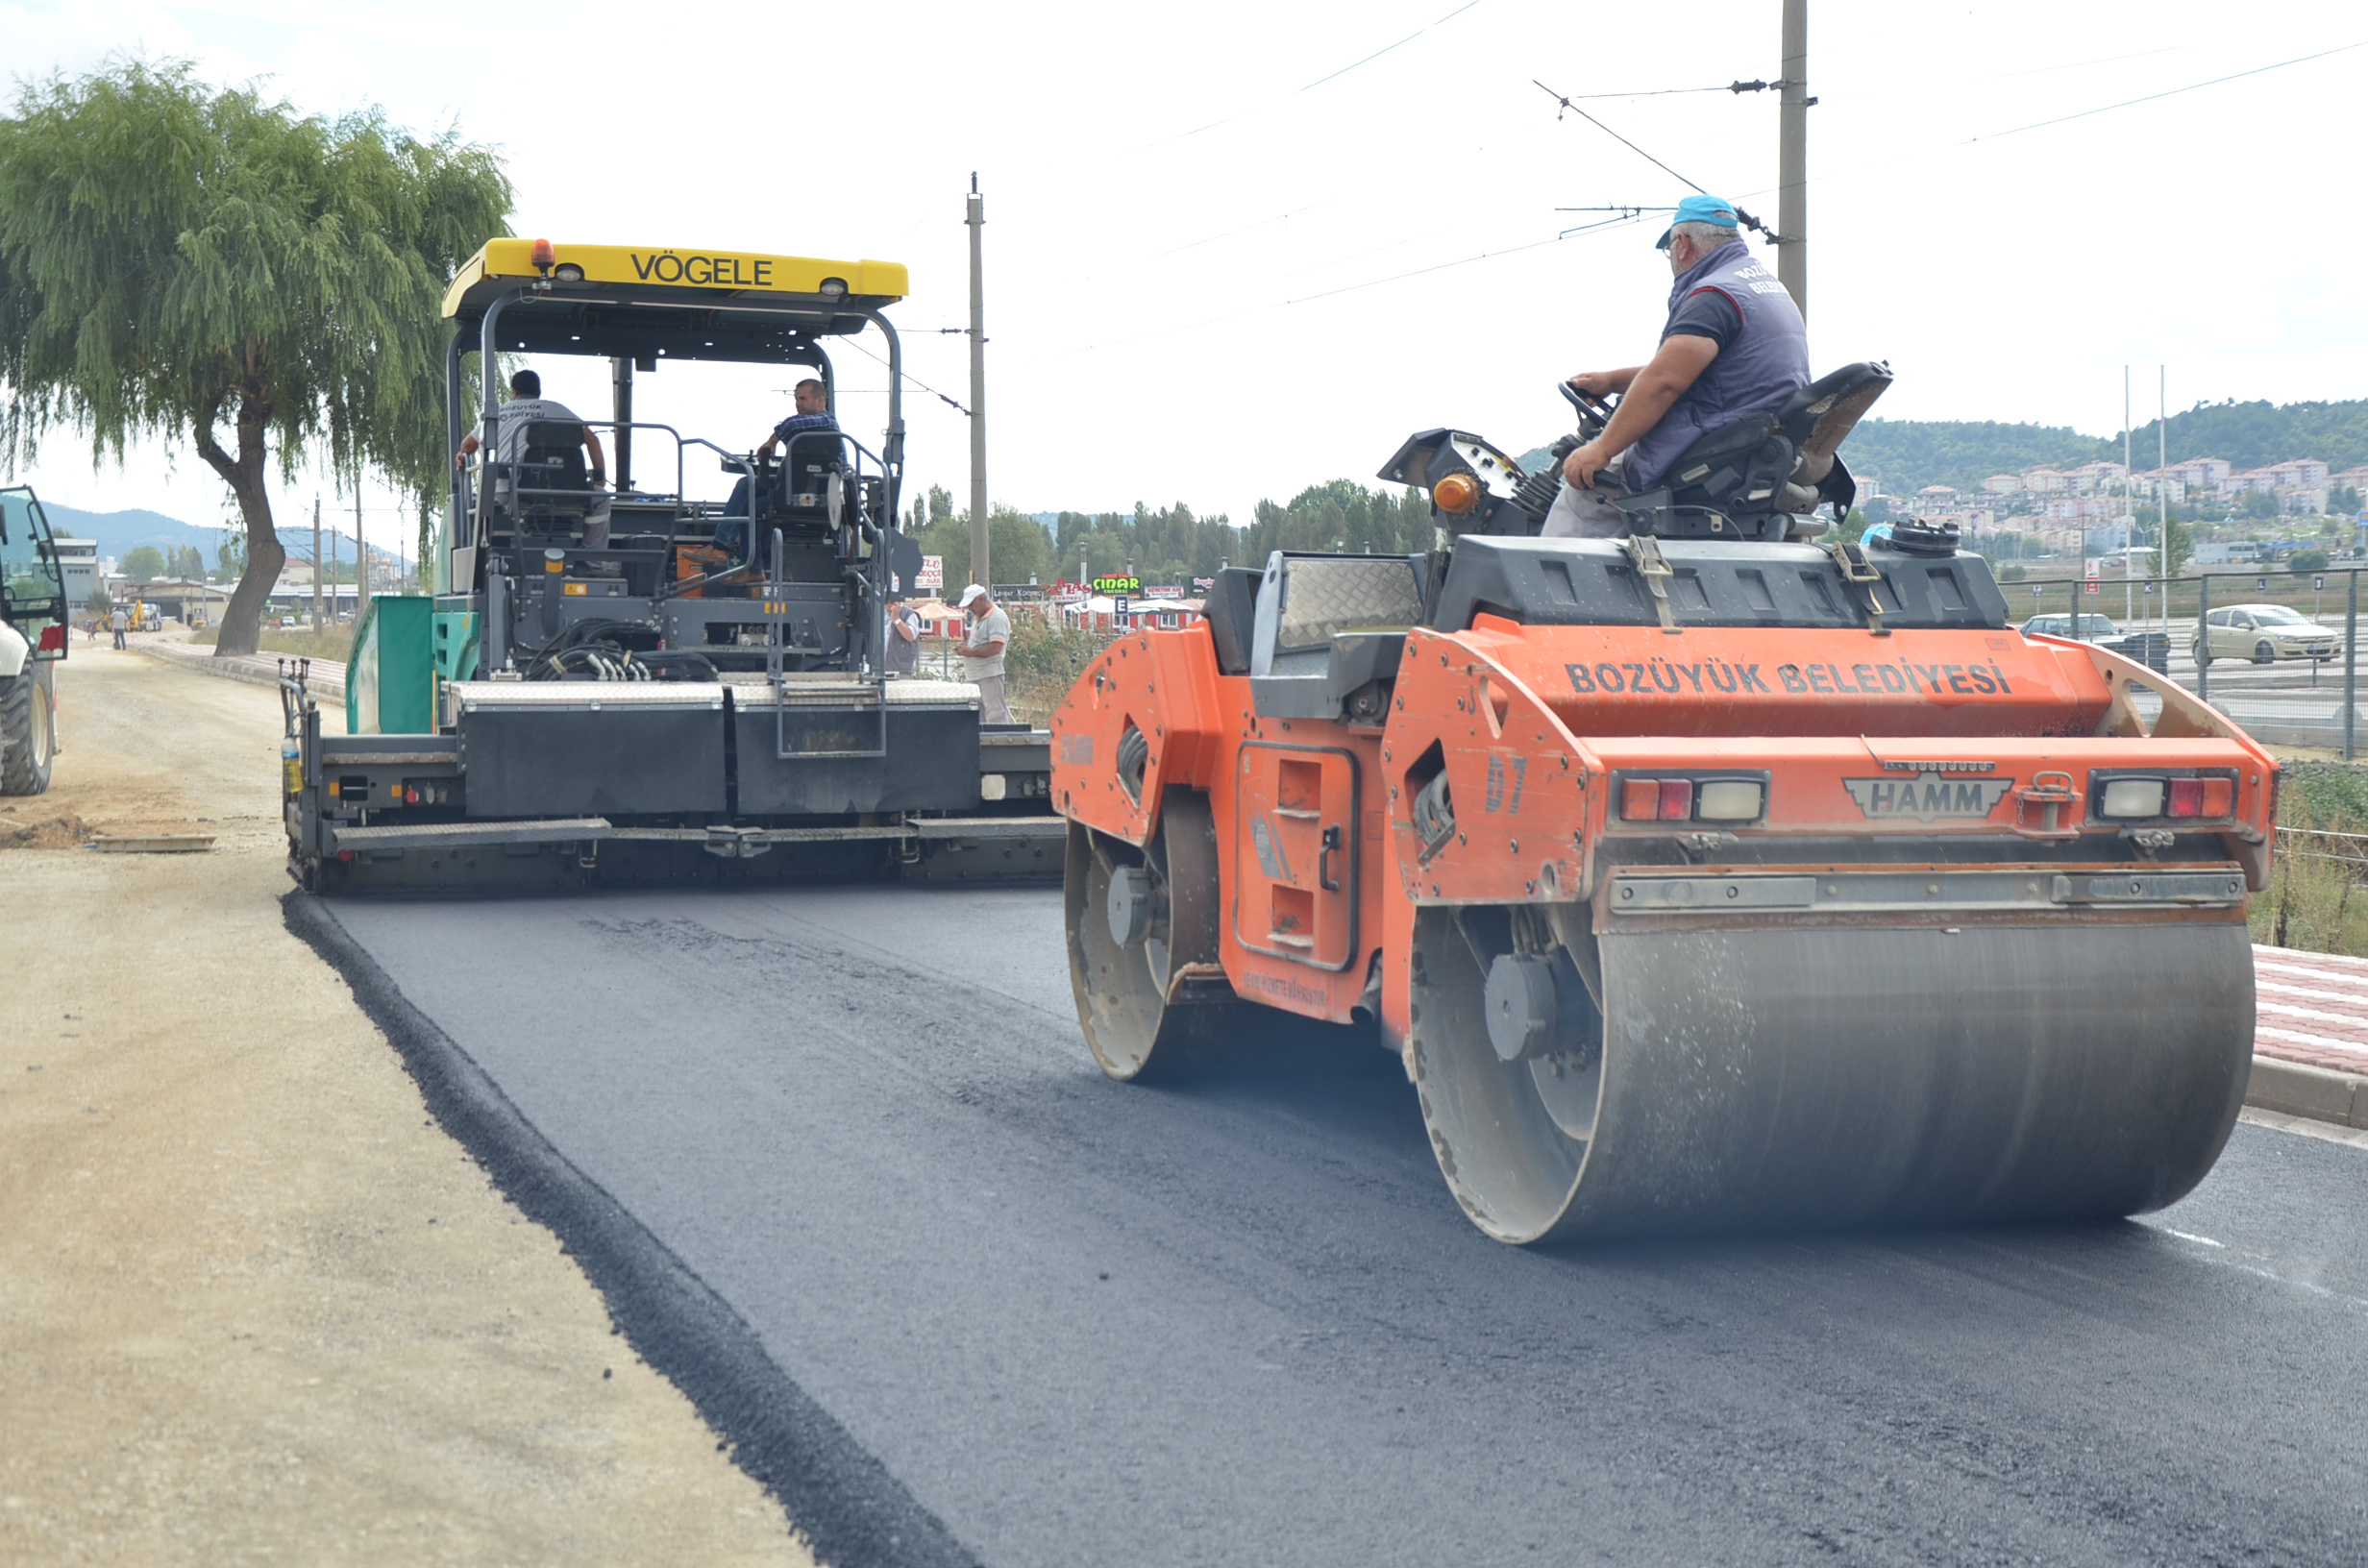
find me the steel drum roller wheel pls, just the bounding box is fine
[1065,791,1239,1080]
[1410,906,2254,1243]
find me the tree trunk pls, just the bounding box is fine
[195,392,284,658]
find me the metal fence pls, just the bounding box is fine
[2010,567,2364,759]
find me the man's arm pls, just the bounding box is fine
[1566,365,1645,398]
[581,427,606,483]
[1562,335,1720,488]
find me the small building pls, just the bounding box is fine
[51,536,99,608]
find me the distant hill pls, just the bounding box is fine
[32,502,228,559]
[1848,399,2368,496]
[32,500,406,573]
[1511,397,2368,500]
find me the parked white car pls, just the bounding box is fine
[2193,604,2340,666]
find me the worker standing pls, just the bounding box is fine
[883,589,921,677]
[956,584,1010,723]
[111,605,128,649]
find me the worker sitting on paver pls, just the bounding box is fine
[713,380,841,561]
[1542,193,1810,539]
[456,369,613,548]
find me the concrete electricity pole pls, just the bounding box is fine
[967,174,990,589]
[1776,0,1809,320]
[310,494,323,627]
[354,490,367,608]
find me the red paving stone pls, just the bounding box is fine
[2252,944,2368,1077]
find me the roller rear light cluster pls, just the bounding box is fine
[1617,774,1766,823]
[2092,772,2235,821]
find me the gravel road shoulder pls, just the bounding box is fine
[0,644,813,1566]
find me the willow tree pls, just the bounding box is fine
[0,61,508,653]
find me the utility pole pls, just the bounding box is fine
[2158,366,2169,631]
[967,174,990,590]
[2124,365,2134,624]
[310,494,323,628]
[1776,0,1809,319]
[355,489,367,609]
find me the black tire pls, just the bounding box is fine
[2191,639,2211,668]
[2254,640,2276,665]
[0,669,54,795]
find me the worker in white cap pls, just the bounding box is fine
[956,584,1010,723]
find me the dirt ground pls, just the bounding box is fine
[0,643,813,1566]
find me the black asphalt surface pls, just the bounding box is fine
[316,886,2368,1568]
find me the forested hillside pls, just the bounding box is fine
[1843,399,2368,495]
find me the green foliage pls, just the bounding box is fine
[1240,482,1430,564]
[914,503,1055,592]
[2240,488,2282,520]
[120,545,164,582]
[1052,502,1243,587]
[216,530,246,580]
[2161,513,2192,578]
[1847,400,2368,496]
[84,584,112,615]
[2288,548,2331,573]
[2332,484,2362,514]
[1843,418,2103,495]
[0,59,510,652]
[1997,562,2026,581]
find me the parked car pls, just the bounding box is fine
[2020,613,2123,641]
[2194,603,2340,666]
[2020,613,2171,674]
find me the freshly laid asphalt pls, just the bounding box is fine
[318,884,2368,1568]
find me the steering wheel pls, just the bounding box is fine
[1559,380,1616,425]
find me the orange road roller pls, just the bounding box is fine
[1048,374,2275,1242]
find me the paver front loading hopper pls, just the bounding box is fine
[1049,409,2276,1242]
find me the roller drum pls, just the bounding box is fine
[1410,912,2254,1243]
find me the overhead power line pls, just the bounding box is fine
[1532,80,1780,243]
[1141,0,1487,148]
[1297,0,1484,93]
[844,339,971,418]
[1969,39,2367,141]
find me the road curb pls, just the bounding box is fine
[138,638,346,700]
[2246,1054,2368,1130]
[281,891,980,1568]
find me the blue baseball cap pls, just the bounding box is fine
[1656,194,1739,250]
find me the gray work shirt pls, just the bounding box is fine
[491,398,587,466]
[961,606,1010,680]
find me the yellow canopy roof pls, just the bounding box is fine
[442,238,908,320]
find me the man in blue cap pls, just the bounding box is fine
[1542,193,1811,537]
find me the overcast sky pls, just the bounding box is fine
[2,0,2361,551]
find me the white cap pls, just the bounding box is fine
[956,584,987,607]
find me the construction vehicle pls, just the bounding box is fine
[283,238,1061,892]
[1050,365,2275,1241]
[0,484,67,795]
